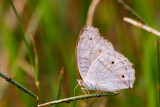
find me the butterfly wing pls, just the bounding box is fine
[76,26,114,80]
[86,49,135,91]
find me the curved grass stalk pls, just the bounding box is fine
[86,0,100,26]
[9,0,34,66]
[38,92,118,107]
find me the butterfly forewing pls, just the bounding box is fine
[76,26,114,80]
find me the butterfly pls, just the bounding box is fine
[76,26,135,93]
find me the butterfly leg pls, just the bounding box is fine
[86,88,89,95]
[100,91,105,95]
[113,91,120,94]
[81,87,89,95]
[95,83,105,94]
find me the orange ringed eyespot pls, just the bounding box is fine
[121,75,125,78]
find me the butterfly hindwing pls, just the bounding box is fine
[86,49,135,91]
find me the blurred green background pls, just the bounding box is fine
[0,0,159,107]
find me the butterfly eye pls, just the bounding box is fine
[121,75,125,78]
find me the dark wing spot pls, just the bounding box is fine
[131,65,134,68]
[89,37,92,40]
[121,75,125,78]
[110,61,114,65]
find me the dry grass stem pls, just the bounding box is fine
[86,0,100,26]
[31,33,40,89]
[123,17,160,37]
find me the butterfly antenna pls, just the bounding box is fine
[58,68,79,79]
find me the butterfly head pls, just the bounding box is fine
[77,79,96,90]
[77,79,84,86]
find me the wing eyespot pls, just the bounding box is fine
[121,75,125,78]
[110,61,114,65]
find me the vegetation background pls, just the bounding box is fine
[0,0,159,107]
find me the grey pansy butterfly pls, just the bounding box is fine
[76,26,135,92]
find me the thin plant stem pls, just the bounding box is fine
[123,17,160,37]
[9,0,34,66]
[38,92,118,107]
[31,34,45,105]
[86,0,100,26]
[55,68,64,107]
[55,68,64,100]
[0,72,38,100]
[157,37,160,106]
[118,0,145,24]
[31,34,39,89]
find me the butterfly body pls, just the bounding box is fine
[76,26,135,92]
[77,79,96,90]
